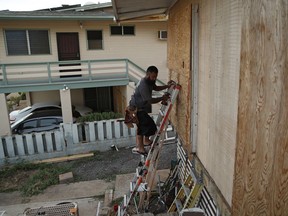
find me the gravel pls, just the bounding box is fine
[62,142,178,182]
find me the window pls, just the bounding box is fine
[110,25,135,36]
[22,120,37,130]
[87,30,103,50]
[40,118,58,127]
[5,29,50,55]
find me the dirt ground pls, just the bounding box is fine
[0,142,177,193]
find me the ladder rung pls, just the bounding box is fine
[159,110,165,116]
[183,185,191,197]
[123,194,127,207]
[175,199,183,212]
[129,182,134,193]
[138,183,148,192]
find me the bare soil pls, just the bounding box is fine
[0,143,177,193]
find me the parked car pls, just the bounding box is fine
[11,110,68,134]
[9,103,92,124]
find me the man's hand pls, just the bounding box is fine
[167,80,175,88]
[161,92,170,105]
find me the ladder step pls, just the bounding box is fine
[175,199,183,212]
[183,185,191,197]
[129,182,134,193]
[138,183,148,191]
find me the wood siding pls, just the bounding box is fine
[232,0,288,215]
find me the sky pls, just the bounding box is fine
[0,0,111,11]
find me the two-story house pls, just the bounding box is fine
[0,2,169,136]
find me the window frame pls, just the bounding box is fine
[86,29,104,50]
[110,25,135,36]
[4,29,51,56]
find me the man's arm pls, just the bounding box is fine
[153,85,169,91]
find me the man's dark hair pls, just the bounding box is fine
[146,66,158,74]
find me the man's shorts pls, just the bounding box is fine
[136,111,157,137]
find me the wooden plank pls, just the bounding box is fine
[232,0,288,215]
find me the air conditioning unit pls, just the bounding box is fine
[158,30,167,40]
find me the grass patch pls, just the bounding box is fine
[0,161,72,197]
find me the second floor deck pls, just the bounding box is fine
[0,59,163,93]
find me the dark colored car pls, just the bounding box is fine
[11,110,66,134]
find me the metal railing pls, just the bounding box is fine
[0,59,165,93]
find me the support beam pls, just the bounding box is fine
[0,94,11,136]
[59,87,73,123]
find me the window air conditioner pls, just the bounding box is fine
[158,30,167,40]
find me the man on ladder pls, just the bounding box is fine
[127,65,173,155]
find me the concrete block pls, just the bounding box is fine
[104,189,113,207]
[59,172,74,184]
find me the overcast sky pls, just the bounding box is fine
[0,0,111,11]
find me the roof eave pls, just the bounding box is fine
[0,15,115,21]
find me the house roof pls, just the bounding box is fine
[112,0,177,22]
[0,2,114,21]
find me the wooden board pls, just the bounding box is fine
[232,0,288,215]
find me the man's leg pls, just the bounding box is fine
[136,135,145,153]
[144,136,152,145]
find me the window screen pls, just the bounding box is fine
[29,30,50,54]
[123,26,134,35]
[5,29,50,55]
[87,30,103,50]
[5,30,29,55]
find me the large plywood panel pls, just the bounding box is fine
[232,0,288,215]
[168,0,192,148]
[168,0,241,206]
[197,0,241,205]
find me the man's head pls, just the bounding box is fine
[146,66,158,84]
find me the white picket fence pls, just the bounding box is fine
[0,119,136,165]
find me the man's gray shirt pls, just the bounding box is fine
[129,78,155,113]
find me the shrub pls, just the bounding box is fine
[77,112,123,123]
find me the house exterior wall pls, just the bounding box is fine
[168,0,241,209]
[1,19,168,117]
[0,20,168,82]
[30,89,84,106]
[169,0,288,215]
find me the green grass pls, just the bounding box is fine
[0,161,72,197]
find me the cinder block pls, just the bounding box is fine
[59,172,74,184]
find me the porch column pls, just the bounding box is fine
[0,93,11,136]
[59,88,73,123]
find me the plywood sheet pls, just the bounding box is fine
[168,0,241,206]
[232,0,288,215]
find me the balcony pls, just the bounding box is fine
[0,59,155,93]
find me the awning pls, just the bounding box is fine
[112,0,177,22]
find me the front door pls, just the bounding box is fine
[56,33,81,77]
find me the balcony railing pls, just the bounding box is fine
[0,59,164,93]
